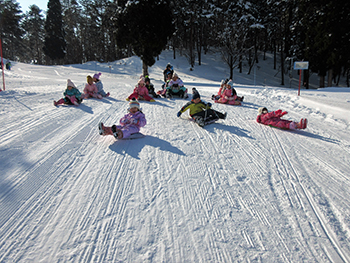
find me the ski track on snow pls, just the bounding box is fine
[0,54,350,262]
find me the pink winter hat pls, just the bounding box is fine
[93,72,102,80]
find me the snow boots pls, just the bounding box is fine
[296,118,308,129]
[98,122,113,136]
[111,125,123,139]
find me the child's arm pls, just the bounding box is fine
[177,101,193,117]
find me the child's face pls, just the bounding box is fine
[193,98,201,103]
[88,79,93,85]
[67,86,73,90]
[129,107,139,114]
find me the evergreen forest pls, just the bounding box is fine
[1,0,349,87]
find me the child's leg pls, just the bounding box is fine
[54,98,65,106]
[70,95,79,105]
[208,109,226,119]
[112,125,123,139]
[272,120,292,129]
[99,123,114,135]
[128,92,138,100]
[92,93,102,99]
[296,119,307,129]
[143,94,154,101]
[98,90,107,97]
[228,100,241,105]
[119,125,140,138]
[218,97,228,104]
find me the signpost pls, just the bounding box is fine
[294,61,309,96]
[0,38,5,91]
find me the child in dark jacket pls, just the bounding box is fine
[177,88,226,127]
[256,107,307,129]
[145,76,160,98]
[99,98,147,139]
[54,79,82,106]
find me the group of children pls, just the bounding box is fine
[54,73,110,106]
[55,64,307,140]
[212,79,244,106]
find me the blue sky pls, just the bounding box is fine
[18,0,48,13]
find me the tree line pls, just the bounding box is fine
[1,0,349,87]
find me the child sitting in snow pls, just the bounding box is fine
[127,77,155,102]
[93,72,110,97]
[256,107,307,129]
[99,98,147,139]
[166,73,188,99]
[212,79,243,105]
[54,79,82,106]
[82,75,102,99]
[177,88,227,127]
[145,76,160,98]
[158,73,172,97]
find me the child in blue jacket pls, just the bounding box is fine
[54,79,82,106]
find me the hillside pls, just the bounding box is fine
[0,51,350,262]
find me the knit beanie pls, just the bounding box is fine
[192,88,200,100]
[258,107,268,115]
[128,98,140,110]
[67,79,76,88]
[87,75,93,83]
[93,72,102,80]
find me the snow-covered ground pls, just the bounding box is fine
[0,51,349,262]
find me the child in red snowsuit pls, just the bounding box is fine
[256,107,307,129]
[127,77,155,102]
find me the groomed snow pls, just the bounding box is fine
[0,51,349,262]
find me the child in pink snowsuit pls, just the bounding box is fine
[82,75,102,99]
[256,107,307,129]
[127,77,155,102]
[213,79,243,105]
[99,98,147,139]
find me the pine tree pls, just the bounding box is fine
[43,0,66,63]
[22,5,45,64]
[0,0,24,59]
[115,0,175,75]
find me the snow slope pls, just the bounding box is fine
[0,51,350,262]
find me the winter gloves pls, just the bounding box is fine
[274,109,288,117]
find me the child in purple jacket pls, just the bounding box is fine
[99,98,146,139]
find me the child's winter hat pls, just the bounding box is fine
[128,98,140,110]
[87,75,93,82]
[138,77,145,85]
[67,79,76,88]
[192,88,200,100]
[227,79,233,86]
[258,107,268,115]
[93,72,102,80]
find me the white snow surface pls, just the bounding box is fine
[1,51,350,262]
